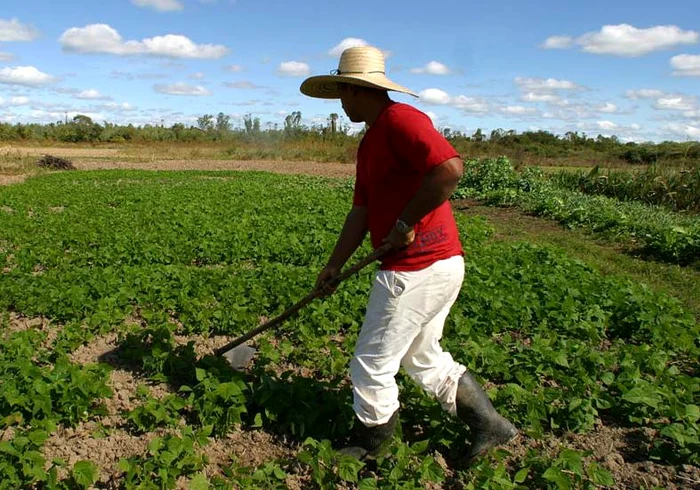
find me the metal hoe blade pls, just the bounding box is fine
[221,344,257,370]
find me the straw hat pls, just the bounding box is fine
[300,46,418,99]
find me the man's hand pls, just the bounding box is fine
[316,265,340,297]
[383,225,415,250]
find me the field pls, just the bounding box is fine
[1,146,699,489]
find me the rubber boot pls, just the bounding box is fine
[456,372,518,462]
[338,410,399,461]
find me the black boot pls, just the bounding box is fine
[456,372,518,462]
[338,410,399,460]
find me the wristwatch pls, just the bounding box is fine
[395,218,413,234]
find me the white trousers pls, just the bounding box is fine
[350,255,467,426]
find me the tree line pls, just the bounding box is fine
[1,112,698,166]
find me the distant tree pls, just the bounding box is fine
[216,112,231,133]
[197,114,214,132]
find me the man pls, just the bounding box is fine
[299,45,517,463]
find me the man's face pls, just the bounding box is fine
[338,84,362,123]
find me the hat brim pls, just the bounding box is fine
[300,73,418,99]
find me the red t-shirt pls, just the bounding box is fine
[353,102,464,271]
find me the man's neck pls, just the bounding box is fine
[364,98,394,126]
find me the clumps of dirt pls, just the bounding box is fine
[36,154,75,170]
[42,422,153,483]
[498,422,700,490]
[1,312,60,348]
[202,429,296,474]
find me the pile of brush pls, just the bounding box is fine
[36,154,76,170]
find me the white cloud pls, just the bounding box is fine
[653,95,697,111]
[96,102,137,112]
[541,36,574,49]
[671,54,700,76]
[190,72,205,80]
[625,89,666,99]
[545,24,699,57]
[598,102,619,113]
[0,96,31,107]
[226,65,243,72]
[596,120,618,131]
[410,61,451,75]
[131,0,184,11]
[515,77,581,91]
[329,38,369,57]
[665,123,700,139]
[328,38,391,59]
[60,24,228,59]
[10,96,30,106]
[500,106,538,116]
[521,92,561,103]
[418,89,489,113]
[154,83,212,96]
[0,66,56,86]
[0,18,40,42]
[419,88,451,105]
[225,81,263,89]
[277,61,310,77]
[0,52,14,62]
[75,89,111,100]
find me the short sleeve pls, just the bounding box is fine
[388,108,460,174]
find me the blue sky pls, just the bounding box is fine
[1,0,699,142]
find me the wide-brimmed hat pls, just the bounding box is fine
[300,46,418,99]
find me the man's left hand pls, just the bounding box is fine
[383,225,415,249]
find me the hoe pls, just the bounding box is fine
[214,243,392,370]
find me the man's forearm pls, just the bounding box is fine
[326,206,369,269]
[399,157,463,227]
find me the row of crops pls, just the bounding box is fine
[454,157,700,266]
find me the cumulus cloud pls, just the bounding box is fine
[0,96,31,107]
[277,61,310,77]
[653,95,697,111]
[0,18,40,42]
[410,61,451,75]
[225,65,243,72]
[75,89,112,100]
[60,24,228,59]
[131,0,184,11]
[154,83,212,96]
[500,106,539,116]
[521,92,561,103]
[328,38,391,59]
[665,123,700,139]
[671,54,700,76]
[541,36,574,49]
[329,38,370,57]
[597,102,619,113]
[625,89,666,99]
[515,77,581,91]
[224,81,264,89]
[541,24,698,57]
[0,66,56,86]
[418,88,489,113]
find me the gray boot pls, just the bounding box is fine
[338,410,399,460]
[456,372,518,462]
